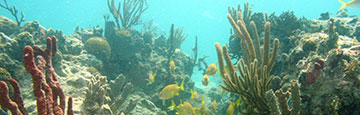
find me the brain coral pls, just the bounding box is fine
[84,37,111,61]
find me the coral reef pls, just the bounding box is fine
[3,1,360,115]
[0,16,18,35]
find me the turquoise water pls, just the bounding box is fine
[1,0,358,87]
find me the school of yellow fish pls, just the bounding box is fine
[159,60,241,114]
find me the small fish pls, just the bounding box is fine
[226,98,242,115]
[198,96,210,115]
[159,80,184,99]
[339,0,360,10]
[190,89,199,101]
[206,64,218,77]
[168,100,196,115]
[181,101,196,115]
[200,96,206,111]
[211,99,217,113]
[226,102,236,115]
[168,100,177,110]
[146,72,156,85]
[169,57,176,73]
[202,74,210,86]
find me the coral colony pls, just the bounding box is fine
[1,0,360,115]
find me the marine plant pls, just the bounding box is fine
[215,9,279,114]
[0,0,25,26]
[107,0,148,29]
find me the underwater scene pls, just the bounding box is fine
[1,0,360,115]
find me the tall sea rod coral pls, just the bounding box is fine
[215,9,279,114]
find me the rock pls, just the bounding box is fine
[0,16,18,36]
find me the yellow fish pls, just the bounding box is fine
[168,100,195,115]
[198,96,210,115]
[206,64,217,77]
[226,102,236,115]
[190,89,199,101]
[339,0,360,10]
[202,74,210,86]
[146,72,156,85]
[180,101,196,115]
[168,100,178,110]
[226,98,242,115]
[169,57,176,73]
[211,99,217,113]
[159,80,184,99]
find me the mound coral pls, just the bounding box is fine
[84,37,111,61]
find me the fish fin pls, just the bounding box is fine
[190,89,194,99]
[201,96,205,104]
[338,0,348,10]
[211,74,216,78]
[236,98,241,106]
[180,79,185,91]
[168,100,176,110]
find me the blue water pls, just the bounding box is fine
[1,0,359,87]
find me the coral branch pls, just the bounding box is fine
[107,0,148,29]
[0,0,25,26]
[216,4,280,114]
[0,81,23,115]
[67,96,73,115]
[8,78,28,115]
